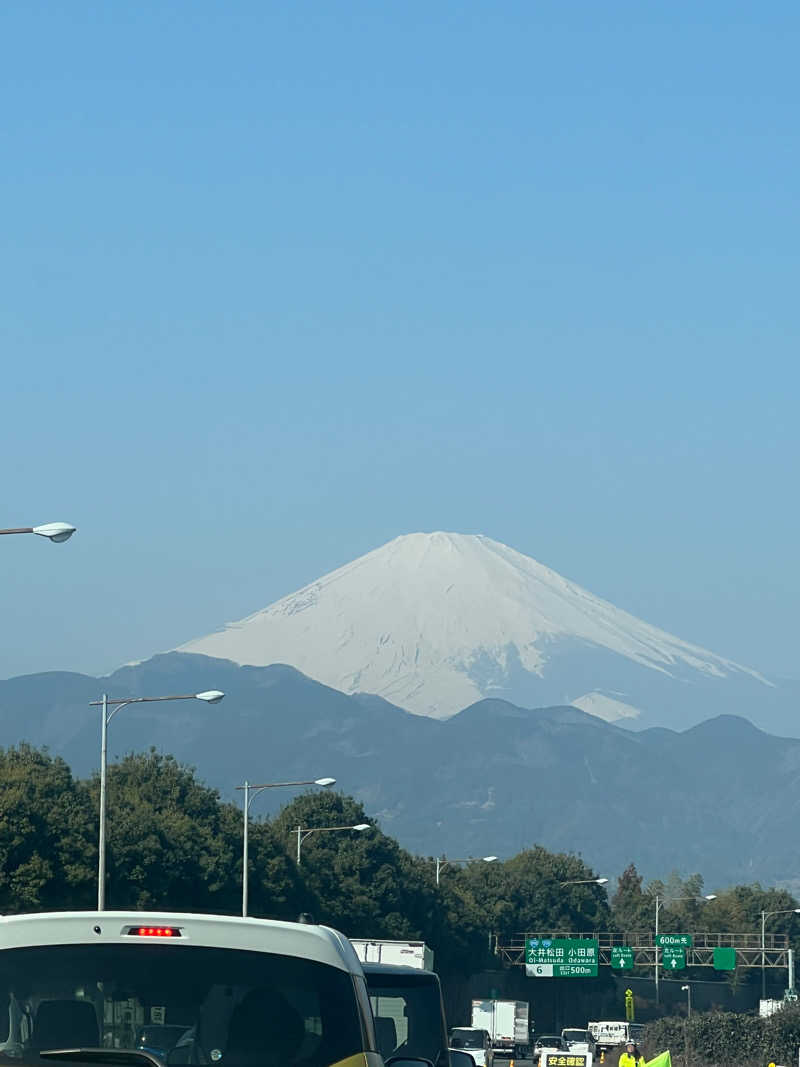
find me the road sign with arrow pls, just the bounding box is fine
[662,947,686,970]
[611,947,634,969]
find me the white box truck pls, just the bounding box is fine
[759,998,784,1018]
[350,939,435,971]
[587,1022,643,1053]
[471,999,529,1057]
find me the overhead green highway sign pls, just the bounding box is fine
[713,947,736,971]
[611,947,634,969]
[662,947,686,970]
[656,933,693,947]
[525,937,599,977]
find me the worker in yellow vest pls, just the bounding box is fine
[618,1040,645,1067]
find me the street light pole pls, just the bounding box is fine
[90,689,224,910]
[654,894,716,1005]
[762,910,767,1004]
[0,522,76,542]
[681,983,692,1018]
[435,855,498,886]
[655,895,662,1007]
[295,823,371,865]
[682,983,692,1067]
[760,908,800,1000]
[97,693,109,913]
[242,780,250,916]
[560,877,609,887]
[236,777,335,916]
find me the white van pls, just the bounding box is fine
[0,911,383,1067]
[561,1029,596,1056]
[449,1028,493,1067]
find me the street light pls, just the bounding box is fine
[560,877,609,887]
[654,894,716,1004]
[436,855,498,886]
[681,983,692,1018]
[760,908,800,1000]
[236,777,336,916]
[0,522,76,543]
[295,823,370,864]
[89,689,225,910]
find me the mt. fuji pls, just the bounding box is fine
[177,533,782,730]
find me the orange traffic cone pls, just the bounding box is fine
[599,1052,605,1064]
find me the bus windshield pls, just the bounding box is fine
[0,943,363,1067]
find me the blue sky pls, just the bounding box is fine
[1,1,798,680]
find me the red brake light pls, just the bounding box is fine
[128,926,181,938]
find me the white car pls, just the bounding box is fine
[533,1035,568,1064]
[562,1028,597,1055]
[450,1028,494,1067]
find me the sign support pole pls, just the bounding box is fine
[655,895,661,1006]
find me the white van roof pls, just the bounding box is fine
[0,911,363,974]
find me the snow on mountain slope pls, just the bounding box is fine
[176,532,772,720]
[570,691,643,722]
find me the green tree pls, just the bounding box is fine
[403,852,489,976]
[270,791,487,975]
[647,869,708,932]
[217,800,308,919]
[91,750,301,915]
[462,846,611,940]
[0,744,95,911]
[704,883,800,938]
[272,790,429,935]
[611,863,653,932]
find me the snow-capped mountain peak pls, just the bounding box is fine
[176,532,771,723]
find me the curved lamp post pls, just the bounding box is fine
[436,855,498,886]
[681,983,692,1018]
[654,894,716,1004]
[295,823,370,865]
[560,877,609,887]
[236,777,336,915]
[89,689,225,910]
[761,908,800,999]
[1,522,76,543]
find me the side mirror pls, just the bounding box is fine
[449,1052,477,1067]
[387,1060,435,1067]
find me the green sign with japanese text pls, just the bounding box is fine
[611,947,634,969]
[656,933,693,947]
[525,938,599,977]
[662,947,686,970]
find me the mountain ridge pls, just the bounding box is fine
[174,531,786,731]
[2,651,799,885]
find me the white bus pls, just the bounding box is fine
[0,911,383,1067]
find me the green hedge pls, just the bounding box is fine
[642,1004,800,1067]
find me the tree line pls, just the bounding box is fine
[1,743,798,996]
